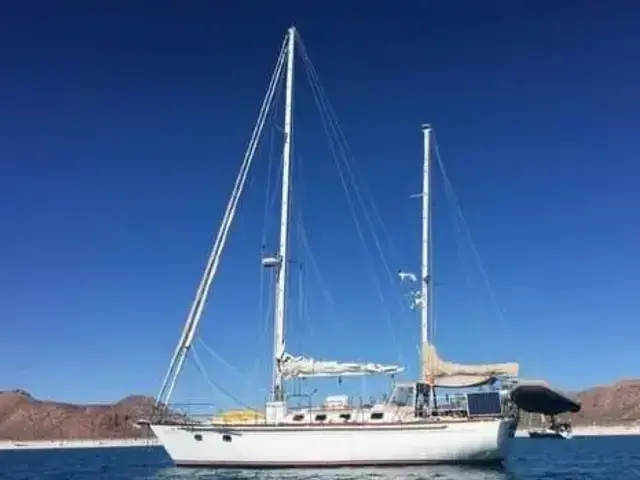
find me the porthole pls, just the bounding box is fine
[222,434,232,443]
[194,434,203,441]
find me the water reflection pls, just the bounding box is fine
[153,464,512,480]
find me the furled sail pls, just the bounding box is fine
[422,343,519,388]
[279,352,404,379]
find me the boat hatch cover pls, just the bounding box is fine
[510,380,581,415]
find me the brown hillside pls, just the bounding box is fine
[571,379,640,425]
[0,390,158,441]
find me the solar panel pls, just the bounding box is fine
[467,391,502,416]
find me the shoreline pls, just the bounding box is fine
[516,425,640,437]
[0,438,160,451]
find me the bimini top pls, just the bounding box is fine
[510,380,581,415]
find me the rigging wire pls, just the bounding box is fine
[297,41,397,287]
[296,216,336,312]
[191,345,259,411]
[297,220,307,346]
[253,70,285,379]
[197,338,269,398]
[296,34,405,367]
[428,139,436,348]
[295,37,406,302]
[291,154,316,351]
[358,173,404,272]
[291,141,343,350]
[156,33,288,407]
[432,131,510,342]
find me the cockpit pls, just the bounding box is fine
[387,383,414,407]
[386,381,506,419]
[386,382,433,412]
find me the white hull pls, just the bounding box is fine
[151,418,516,468]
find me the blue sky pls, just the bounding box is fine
[1,1,639,405]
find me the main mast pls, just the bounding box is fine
[420,124,432,380]
[272,26,296,402]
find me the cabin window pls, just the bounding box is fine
[194,434,203,441]
[222,434,232,443]
[339,413,351,421]
[314,414,327,422]
[370,412,384,420]
[292,414,305,421]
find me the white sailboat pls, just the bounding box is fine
[144,26,522,468]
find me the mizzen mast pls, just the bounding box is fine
[421,124,432,381]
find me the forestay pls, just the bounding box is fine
[422,343,519,388]
[279,352,404,379]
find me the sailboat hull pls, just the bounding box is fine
[151,418,515,468]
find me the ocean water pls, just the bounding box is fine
[1,437,639,480]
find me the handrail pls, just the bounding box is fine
[150,390,513,426]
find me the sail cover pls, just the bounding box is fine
[423,343,519,388]
[279,352,404,379]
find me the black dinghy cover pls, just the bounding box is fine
[510,380,581,415]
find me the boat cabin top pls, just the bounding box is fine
[386,381,471,417]
[267,381,510,425]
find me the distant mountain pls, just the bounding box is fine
[0,390,160,441]
[571,379,640,425]
[2,380,640,440]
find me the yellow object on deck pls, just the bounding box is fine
[212,409,265,424]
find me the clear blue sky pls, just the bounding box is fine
[1,1,639,405]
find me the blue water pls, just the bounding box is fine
[1,437,639,479]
